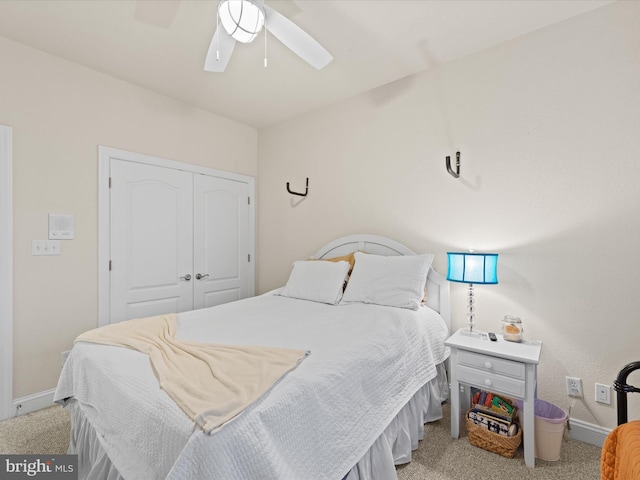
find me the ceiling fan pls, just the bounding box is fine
[204,0,333,72]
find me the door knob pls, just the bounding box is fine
[196,273,210,280]
[180,274,192,281]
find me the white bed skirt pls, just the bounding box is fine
[66,362,448,480]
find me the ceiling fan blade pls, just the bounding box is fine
[204,24,236,73]
[264,5,332,70]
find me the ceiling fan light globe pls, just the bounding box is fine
[218,0,265,44]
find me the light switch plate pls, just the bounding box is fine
[32,240,61,256]
[595,383,611,404]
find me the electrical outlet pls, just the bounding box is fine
[566,376,583,397]
[595,383,611,404]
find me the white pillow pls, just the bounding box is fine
[281,260,351,305]
[341,252,434,310]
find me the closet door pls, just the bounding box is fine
[193,174,250,309]
[110,160,194,323]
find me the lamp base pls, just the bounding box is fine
[461,283,481,337]
[459,327,482,338]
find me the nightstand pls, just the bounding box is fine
[445,329,542,467]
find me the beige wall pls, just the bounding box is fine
[0,36,257,398]
[258,1,640,430]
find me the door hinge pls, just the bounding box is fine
[109,260,112,271]
[109,177,112,188]
[248,197,250,205]
[248,254,251,262]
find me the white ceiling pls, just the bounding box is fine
[0,0,614,128]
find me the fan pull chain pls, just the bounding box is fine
[216,8,220,61]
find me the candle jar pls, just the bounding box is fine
[502,316,523,342]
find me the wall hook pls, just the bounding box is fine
[446,152,460,178]
[286,177,309,197]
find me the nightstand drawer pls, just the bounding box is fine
[458,350,525,380]
[458,365,526,398]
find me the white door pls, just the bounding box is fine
[110,160,194,323]
[193,174,250,309]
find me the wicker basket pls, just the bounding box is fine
[466,412,522,458]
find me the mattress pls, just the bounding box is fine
[55,290,450,480]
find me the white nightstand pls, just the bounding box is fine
[445,329,542,467]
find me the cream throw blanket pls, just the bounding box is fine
[75,314,308,433]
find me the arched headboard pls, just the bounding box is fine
[311,234,451,331]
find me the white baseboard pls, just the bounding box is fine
[12,389,56,417]
[568,416,611,448]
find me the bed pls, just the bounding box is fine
[54,234,451,480]
[601,361,640,480]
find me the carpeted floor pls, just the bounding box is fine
[397,405,602,480]
[0,403,602,479]
[0,405,70,455]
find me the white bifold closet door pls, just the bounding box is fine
[109,159,250,323]
[193,173,250,309]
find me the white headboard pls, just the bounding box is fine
[311,234,451,332]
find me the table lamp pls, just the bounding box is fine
[446,252,498,336]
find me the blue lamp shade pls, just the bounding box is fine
[446,252,498,285]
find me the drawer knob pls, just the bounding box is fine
[484,362,492,369]
[484,379,492,386]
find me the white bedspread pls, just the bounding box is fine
[55,291,450,480]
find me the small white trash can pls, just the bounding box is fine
[534,399,567,461]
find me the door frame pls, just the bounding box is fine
[0,125,13,421]
[98,146,255,327]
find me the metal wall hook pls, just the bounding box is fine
[286,177,309,197]
[446,152,460,178]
